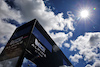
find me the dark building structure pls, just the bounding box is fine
[0,19,73,67]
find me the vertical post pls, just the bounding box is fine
[15,50,25,67]
[16,19,37,67]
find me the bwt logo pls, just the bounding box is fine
[35,39,46,53]
[31,39,46,57]
[33,39,46,53]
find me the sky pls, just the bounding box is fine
[0,0,100,67]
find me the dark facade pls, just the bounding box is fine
[0,19,73,67]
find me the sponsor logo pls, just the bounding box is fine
[35,39,46,53]
[31,39,46,57]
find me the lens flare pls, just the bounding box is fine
[93,8,96,10]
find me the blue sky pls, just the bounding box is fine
[0,0,100,67]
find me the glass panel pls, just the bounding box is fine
[63,59,67,65]
[0,56,19,67]
[11,25,32,40]
[32,27,52,52]
[21,57,37,67]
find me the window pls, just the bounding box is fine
[32,27,52,52]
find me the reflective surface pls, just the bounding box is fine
[33,27,52,52]
[0,56,19,67]
[21,57,37,67]
[11,25,32,40]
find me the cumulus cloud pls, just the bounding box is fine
[0,0,75,48]
[0,0,76,48]
[92,60,100,67]
[70,32,100,66]
[69,54,82,63]
[0,0,19,45]
[50,32,73,47]
[0,2,76,66]
[0,0,75,58]
[85,64,92,67]
[0,20,16,55]
[1,0,99,67]
[0,20,16,45]
[64,43,70,48]
[13,0,75,32]
[85,60,100,67]
[0,0,22,22]
[67,11,74,17]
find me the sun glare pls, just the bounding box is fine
[80,10,89,18]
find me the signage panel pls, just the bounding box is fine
[0,19,36,61]
[25,19,73,67]
[0,35,29,61]
[25,34,53,67]
[32,27,52,52]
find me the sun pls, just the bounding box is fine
[80,10,89,18]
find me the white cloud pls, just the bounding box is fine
[92,60,100,67]
[85,60,100,67]
[0,0,18,45]
[13,0,75,32]
[50,32,73,47]
[0,0,22,22]
[85,64,92,67]
[64,43,70,48]
[0,0,99,67]
[0,0,75,52]
[67,11,74,17]
[69,54,82,63]
[70,32,100,66]
[0,46,4,54]
[1,0,75,47]
[0,20,16,45]
[50,32,69,47]
[0,0,75,48]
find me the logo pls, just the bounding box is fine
[35,39,46,52]
[31,39,46,57]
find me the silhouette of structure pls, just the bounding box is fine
[0,19,73,67]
